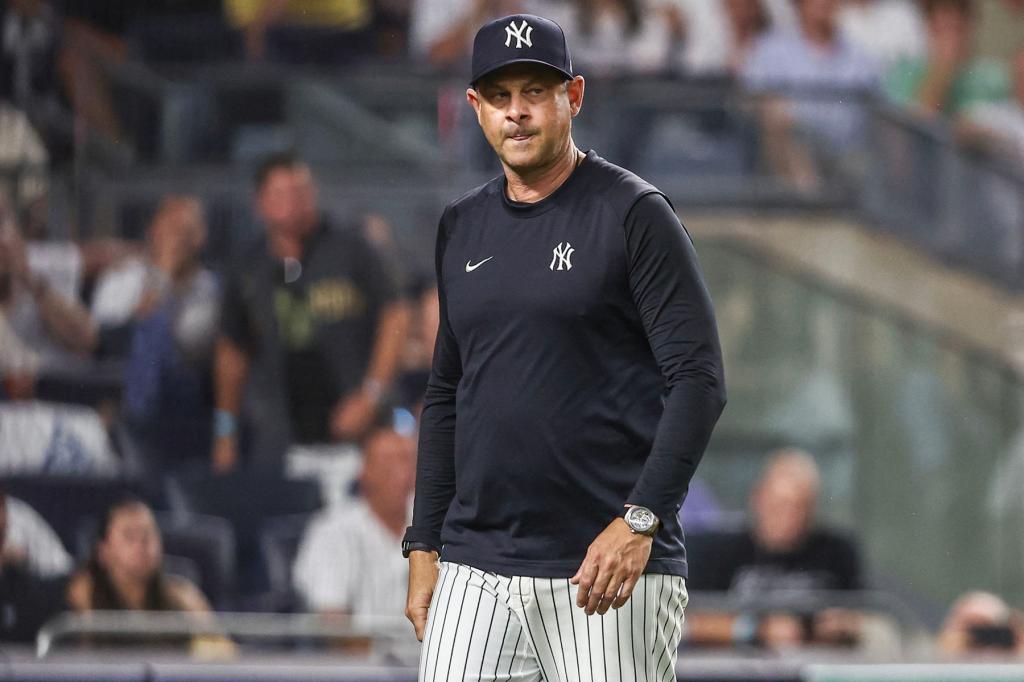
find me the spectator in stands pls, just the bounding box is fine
[885,0,1009,118]
[413,0,683,75]
[837,0,925,70]
[960,45,1024,166]
[226,0,375,64]
[66,497,233,656]
[552,0,683,77]
[937,591,1024,657]
[292,421,415,618]
[686,449,863,649]
[741,0,879,193]
[67,497,213,613]
[0,487,67,643]
[679,0,772,76]
[91,197,213,353]
[2,493,71,578]
[0,216,98,384]
[213,152,407,474]
[90,196,219,474]
[408,0,521,68]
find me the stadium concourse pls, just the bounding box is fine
[2,0,1024,680]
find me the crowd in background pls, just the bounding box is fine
[1,0,1024,661]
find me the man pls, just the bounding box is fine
[937,591,1024,657]
[90,196,219,473]
[0,215,98,384]
[213,153,407,474]
[402,14,726,682]
[293,421,416,617]
[686,449,862,649]
[741,0,879,192]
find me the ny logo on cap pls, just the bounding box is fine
[504,20,533,49]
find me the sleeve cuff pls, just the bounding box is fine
[402,526,442,553]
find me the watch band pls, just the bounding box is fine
[402,541,438,558]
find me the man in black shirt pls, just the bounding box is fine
[213,153,407,474]
[402,15,726,682]
[686,449,863,648]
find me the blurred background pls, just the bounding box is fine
[2,0,1024,679]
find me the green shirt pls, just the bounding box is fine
[885,56,1009,116]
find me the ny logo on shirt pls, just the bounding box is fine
[504,20,533,49]
[549,242,574,271]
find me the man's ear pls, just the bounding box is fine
[567,76,585,117]
[466,87,482,119]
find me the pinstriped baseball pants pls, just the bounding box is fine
[418,562,688,682]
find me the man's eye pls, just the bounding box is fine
[528,88,543,95]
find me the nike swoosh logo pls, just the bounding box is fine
[465,256,494,272]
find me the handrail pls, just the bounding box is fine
[36,610,412,658]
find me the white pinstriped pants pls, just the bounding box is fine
[418,562,688,682]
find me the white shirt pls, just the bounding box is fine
[838,0,925,69]
[675,0,797,75]
[0,402,119,476]
[292,499,408,617]
[5,496,72,577]
[544,0,675,76]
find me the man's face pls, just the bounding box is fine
[257,165,319,238]
[149,197,206,266]
[467,64,583,175]
[752,475,815,553]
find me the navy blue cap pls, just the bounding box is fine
[470,14,574,86]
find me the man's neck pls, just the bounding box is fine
[504,143,582,204]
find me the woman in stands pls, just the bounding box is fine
[67,497,233,656]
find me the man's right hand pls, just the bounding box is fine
[212,435,238,474]
[405,550,439,641]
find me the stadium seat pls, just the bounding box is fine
[0,475,161,553]
[257,513,312,612]
[166,473,323,601]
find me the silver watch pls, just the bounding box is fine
[623,506,659,536]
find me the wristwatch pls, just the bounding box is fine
[623,506,660,537]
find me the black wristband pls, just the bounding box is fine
[402,541,439,558]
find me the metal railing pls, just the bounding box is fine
[36,611,412,659]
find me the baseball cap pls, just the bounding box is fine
[470,14,574,86]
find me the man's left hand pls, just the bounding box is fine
[570,518,652,616]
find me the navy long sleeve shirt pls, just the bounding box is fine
[403,151,726,578]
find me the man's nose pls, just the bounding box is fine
[506,93,529,122]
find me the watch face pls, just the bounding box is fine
[627,507,655,533]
